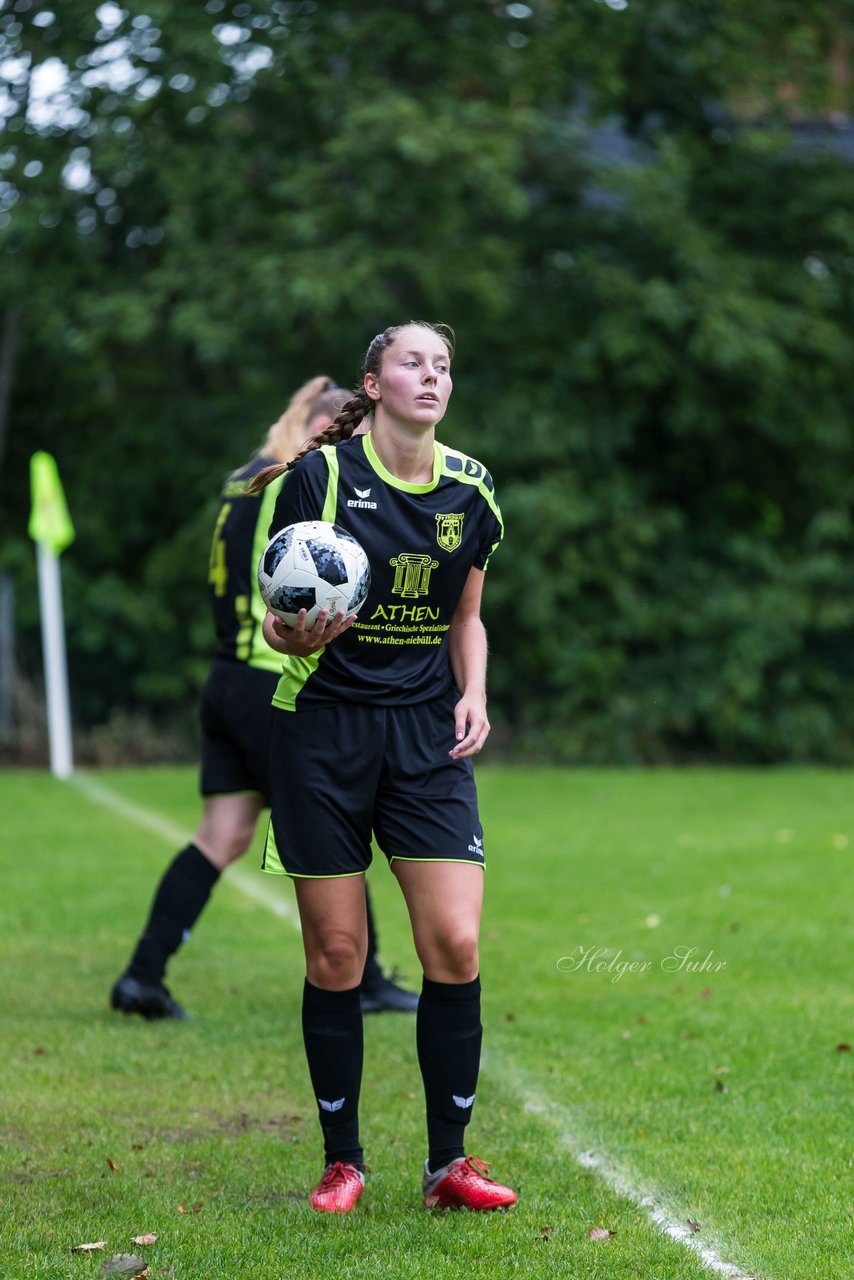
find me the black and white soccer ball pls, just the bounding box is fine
[258,521,371,628]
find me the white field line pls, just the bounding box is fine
[494,1061,757,1280]
[71,772,756,1278]
[69,772,300,928]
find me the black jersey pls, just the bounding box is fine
[208,453,286,674]
[267,432,503,710]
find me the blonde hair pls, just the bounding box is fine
[259,375,338,464]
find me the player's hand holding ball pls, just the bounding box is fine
[258,520,371,657]
[263,605,355,657]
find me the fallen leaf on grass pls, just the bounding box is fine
[131,1234,157,1246]
[836,1043,851,1053]
[102,1254,147,1276]
[700,987,713,1000]
[714,1079,729,1093]
[34,1046,47,1055]
[106,1159,119,1172]
[687,1218,701,1233]
[538,1225,554,1242]
[177,1203,202,1214]
[588,1227,614,1240]
[71,1242,107,1253]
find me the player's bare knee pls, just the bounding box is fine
[196,825,253,868]
[430,929,480,982]
[308,933,365,990]
[226,821,256,860]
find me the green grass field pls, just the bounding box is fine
[1,766,851,1280]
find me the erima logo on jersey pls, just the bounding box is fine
[453,1093,476,1109]
[468,834,484,858]
[347,486,377,510]
[318,1097,345,1112]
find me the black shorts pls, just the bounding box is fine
[199,660,278,800]
[262,694,485,878]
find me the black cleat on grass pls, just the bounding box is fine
[359,972,419,1015]
[110,972,187,1021]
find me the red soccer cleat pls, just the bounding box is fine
[423,1155,518,1210]
[309,1162,365,1213]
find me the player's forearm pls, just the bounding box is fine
[449,615,488,699]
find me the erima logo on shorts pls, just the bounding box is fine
[453,1093,476,1109]
[347,486,377,510]
[468,834,483,858]
[318,1097,345,1112]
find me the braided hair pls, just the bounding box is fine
[247,322,454,494]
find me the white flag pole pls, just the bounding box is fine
[36,540,73,779]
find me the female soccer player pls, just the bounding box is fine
[110,377,418,1020]
[255,322,517,1213]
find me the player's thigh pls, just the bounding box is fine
[293,874,369,989]
[392,859,484,983]
[195,792,264,869]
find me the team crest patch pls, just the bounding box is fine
[436,512,464,552]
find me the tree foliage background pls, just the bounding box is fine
[1,0,853,763]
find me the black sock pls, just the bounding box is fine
[417,975,482,1172]
[361,884,383,988]
[127,844,220,985]
[302,979,364,1169]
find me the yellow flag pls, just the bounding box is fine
[28,451,75,554]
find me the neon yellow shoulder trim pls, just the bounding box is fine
[438,443,504,534]
[319,445,340,520]
[437,443,504,570]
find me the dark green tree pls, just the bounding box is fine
[1,0,852,761]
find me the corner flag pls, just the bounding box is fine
[28,451,76,555]
[28,451,74,778]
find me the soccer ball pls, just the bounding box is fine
[258,521,371,628]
